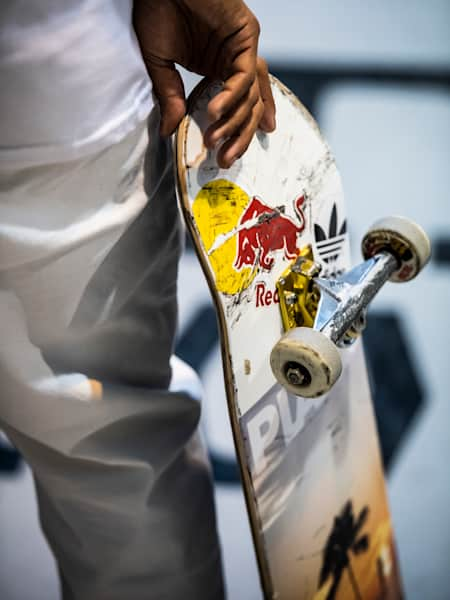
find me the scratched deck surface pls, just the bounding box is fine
[175,76,403,600]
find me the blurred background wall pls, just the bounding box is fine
[1,1,449,599]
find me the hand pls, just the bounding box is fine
[133,0,276,168]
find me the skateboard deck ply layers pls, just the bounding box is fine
[175,76,403,600]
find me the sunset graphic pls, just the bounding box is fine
[242,342,403,600]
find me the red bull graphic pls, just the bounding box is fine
[234,195,306,271]
[255,282,280,307]
[192,179,307,296]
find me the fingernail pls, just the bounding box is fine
[260,115,276,132]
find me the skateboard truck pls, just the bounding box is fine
[270,216,431,398]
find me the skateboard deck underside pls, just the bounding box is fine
[176,77,403,600]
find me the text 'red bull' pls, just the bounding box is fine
[234,195,306,271]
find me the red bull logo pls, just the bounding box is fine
[192,179,307,296]
[234,195,306,271]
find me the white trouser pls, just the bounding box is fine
[0,109,225,600]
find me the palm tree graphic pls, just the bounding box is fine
[318,500,370,600]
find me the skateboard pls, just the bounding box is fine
[175,75,430,600]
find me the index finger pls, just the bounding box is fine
[207,45,257,121]
[256,59,276,132]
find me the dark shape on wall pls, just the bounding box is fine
[0,442,22,475]
[175,304,218,373]
[363,312,424,468]
[434,237,450,266]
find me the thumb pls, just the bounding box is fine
[147,61,186,137]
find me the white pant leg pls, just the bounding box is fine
[0,110,225,600]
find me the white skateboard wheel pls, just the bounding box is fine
[270,327,342,398]
[361,216,431,282]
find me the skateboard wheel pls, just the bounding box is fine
[270,327,342,398]
[361,216,431,282]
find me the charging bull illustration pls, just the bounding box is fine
[234,195,306,271]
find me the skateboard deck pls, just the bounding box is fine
[175,76,405,600]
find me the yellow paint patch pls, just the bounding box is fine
[193,179,256,295]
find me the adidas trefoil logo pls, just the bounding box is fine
[314,203,347,264]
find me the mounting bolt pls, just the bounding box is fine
[305,262,322,277]
[286,365,305,385]
[286,293,297,305]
